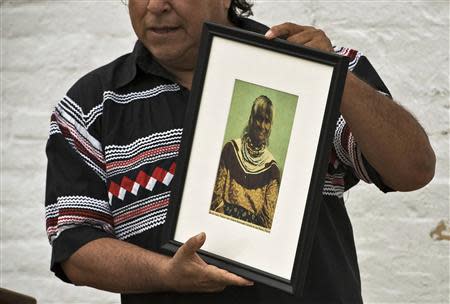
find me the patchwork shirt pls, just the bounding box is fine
[45,18,392,304]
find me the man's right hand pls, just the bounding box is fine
[163,232,254,293]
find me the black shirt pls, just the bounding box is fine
[45,17,392,304]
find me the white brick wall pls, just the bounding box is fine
[1,1,448,303]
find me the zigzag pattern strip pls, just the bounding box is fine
[49,121,61,136]
[115,209,168,240]
[116,209,166,233]
[104,129,183,161]
[47,212,112,227]
[113,191,170,216]
[46,196,114,243]
[114,196,170,225]
[58,96,86,129]
[103,84,180,104]
[107,144,180,171]
[333,114,372,184]
[85,83,180,128]
[107,151,178,178]
[107,139,181,164]
[322,185,344,198]
[85,103,104,129]
[333,116,352,167]
[105,137,182,162]
[56,84,180,131]
[46,196,112,217]
[322,172,345,197]
[47,220,113,244]
[114,208,167,236]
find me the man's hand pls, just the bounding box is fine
[164,232,253,293]
[265,22,333,52]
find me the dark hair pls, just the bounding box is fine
[228,0,254,23]
[243,95,274,146]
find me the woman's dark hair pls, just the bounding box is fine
[243,95,274,146]
[228,0,254,23]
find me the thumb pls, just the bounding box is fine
[177,232,206,258]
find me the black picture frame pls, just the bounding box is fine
[161,22,349,296]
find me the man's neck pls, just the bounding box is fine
[171,68,194,91]
[163,63,195,90]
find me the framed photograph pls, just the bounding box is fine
[161,22,349,296]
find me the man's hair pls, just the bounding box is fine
[228,0,254,22]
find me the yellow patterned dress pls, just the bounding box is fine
[210,138,280,231]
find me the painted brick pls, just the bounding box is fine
[9,111,51,140]
[2,204,46,242]
[1,168,46,204]
[2,140,46,171]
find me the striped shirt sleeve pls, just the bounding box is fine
[332,46,394,193]
[45,74,115,282]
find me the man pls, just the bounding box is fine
[211,95,280,230]
[45,0,435,303]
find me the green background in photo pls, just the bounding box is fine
[221,79,299,175]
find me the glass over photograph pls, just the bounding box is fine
[209,79,298,232]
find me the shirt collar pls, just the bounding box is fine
[114,17,269,89]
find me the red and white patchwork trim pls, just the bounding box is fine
[334,46,363,71]
[108,162,176,203]
[45,196,114,244]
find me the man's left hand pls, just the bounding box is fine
[265,22,333,53]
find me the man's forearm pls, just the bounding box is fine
[340,72,436,191]
[62,237,171,294]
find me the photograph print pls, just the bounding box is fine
[209,79,298,232]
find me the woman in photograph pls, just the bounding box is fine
[211,95,280,230]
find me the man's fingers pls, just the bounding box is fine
[265,23,332,52]
[286,30,315,45]
[221,271,254,286]
[265,22,309,40]
[177,232,206,258]
[206,265,254,287]
[286,29,333,52]
[304,37,333,52]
